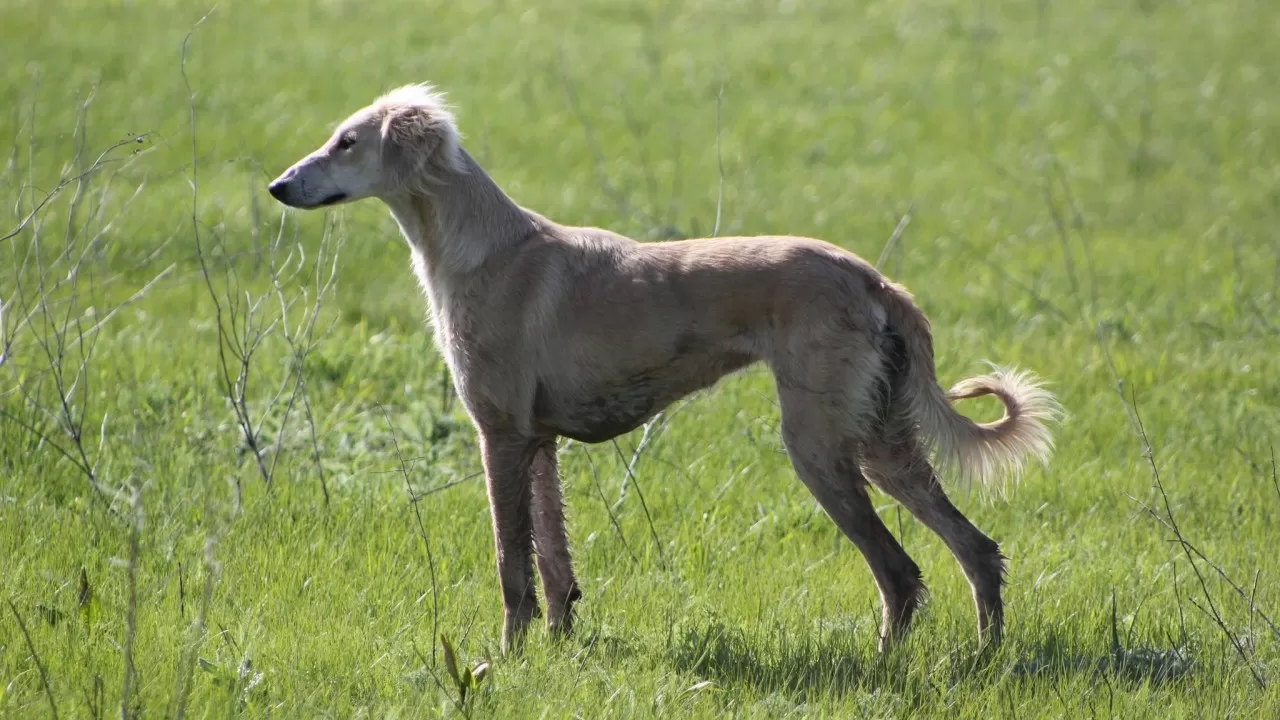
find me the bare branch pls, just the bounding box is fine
[611,414,664,511]
[574,442,639,566]
[875,203,914,272]
[120,484,142,719]
[555,50,666,233]
[0,136,144,244]
[712,82,725,238]
[8,599,59,720]
[171,536,220,720]
[1100,332,1269,688]
[380,404,441,665]
[952,234,1071,323]
[1,107,167,505]
[610,439,665,569]
[182,15,339,493]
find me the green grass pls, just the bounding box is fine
[3,0,1280,716]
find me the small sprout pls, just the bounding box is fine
[78,567,98,629]
[77,567,92,606]
[441,633,461,688]
[439,634,492,710]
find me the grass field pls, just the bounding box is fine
[3,0,1280,716]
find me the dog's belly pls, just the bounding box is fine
[535,382,659,443]
[534,350,755,443]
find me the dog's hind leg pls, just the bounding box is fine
[776,386,926,652]
[479,432,541,653]
[530,440,582,637]
[863,436,1007,646]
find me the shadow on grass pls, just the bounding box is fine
[666,620,873,697]
[1011,634,1194,685]
[666,620,1194,698]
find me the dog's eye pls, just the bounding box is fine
[335,133,356,151]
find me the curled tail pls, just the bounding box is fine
[878,280,1063,491]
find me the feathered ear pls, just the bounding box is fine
[379,98,464,192]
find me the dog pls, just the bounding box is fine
[268,83,1062,654]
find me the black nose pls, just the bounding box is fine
[268,179,289,202]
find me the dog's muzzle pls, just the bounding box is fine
[267,170,347,209]
[267,173,295,204]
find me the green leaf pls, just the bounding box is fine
[78,568,92,607]
[441,634,461,688]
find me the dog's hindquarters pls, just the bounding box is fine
[764,257,1059,648]
[768,312,928,650]
[857,278,1061,643]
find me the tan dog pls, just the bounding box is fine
[268,84,1061,653]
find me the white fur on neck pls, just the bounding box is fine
[380,151,537,346]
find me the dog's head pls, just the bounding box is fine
[268,83,464,209]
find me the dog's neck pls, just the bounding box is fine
[382,148,536,283]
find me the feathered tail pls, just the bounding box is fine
[878,280,1064,492]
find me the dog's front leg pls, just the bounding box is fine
[479,432,540,654]
[530,440,582,638]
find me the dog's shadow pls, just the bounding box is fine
[665,619,1194,698]
[666,619,873,697]
[1010,636,1194,685]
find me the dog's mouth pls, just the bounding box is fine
[316,192,348,207]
